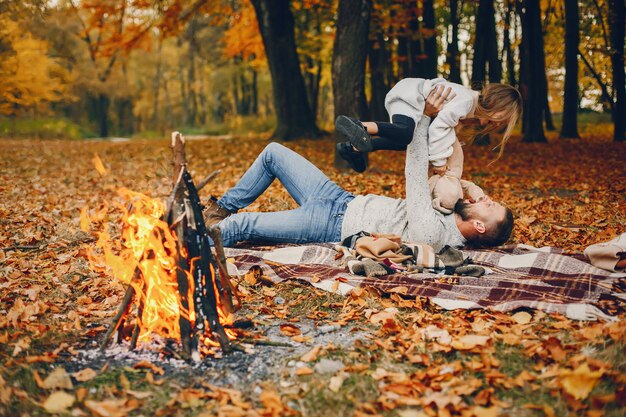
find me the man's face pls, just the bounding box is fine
[454,195,506,224]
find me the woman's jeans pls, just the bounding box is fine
[217,143,355,247]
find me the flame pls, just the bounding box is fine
[81,188,236,348]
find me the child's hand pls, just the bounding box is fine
[432,165,448,176]
[424,85,456,118]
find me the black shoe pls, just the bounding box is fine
[336,142,367,173]
[335,115,373,153]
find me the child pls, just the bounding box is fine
[335,79,522,175]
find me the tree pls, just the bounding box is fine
[608,0,625,141]
[332,0,371,168]
[67,0,152,137]
[471,0,501,88]
[250,0,319,140]
[420,0,438,78]
[446,0,462,83]
[519,0,547,142]
[0,18,69,117]
[560,0,579,139]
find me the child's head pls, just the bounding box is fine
[465,83,523,157]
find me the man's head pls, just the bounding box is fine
[454,196,514,248]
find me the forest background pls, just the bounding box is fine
[1,0,624,149]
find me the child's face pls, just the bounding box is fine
[479,110,508,126]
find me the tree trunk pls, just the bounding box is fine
[560,0,579,139]
[332,0,371,168]
[152,39,162,130]
[608,0,625,141]
[250,0,320,140]
[446,0,462,83]
[421,0,438,78]
[520,0,547,142]
[471,0,501,88]
[97,93,109,137]
[503,0,517,86]
[369,34,390,121]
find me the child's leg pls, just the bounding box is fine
[370,115,415,151]
[336,114,415,153]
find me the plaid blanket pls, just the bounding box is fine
[224,243,626,321]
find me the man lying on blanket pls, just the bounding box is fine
[205,98,514,251]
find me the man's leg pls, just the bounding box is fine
[219,197,350,247]
[218,142,345,211]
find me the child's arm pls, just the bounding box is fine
[427,85,476,167]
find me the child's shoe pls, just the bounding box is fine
[336,142,367,173]
[335,116,373,153]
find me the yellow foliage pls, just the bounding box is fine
[0,17,71,116]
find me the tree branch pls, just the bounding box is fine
[578,47,615,113]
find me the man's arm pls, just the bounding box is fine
[405,116,444,244]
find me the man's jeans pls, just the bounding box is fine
[217,143,355,247]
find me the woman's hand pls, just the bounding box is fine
[424,85,456,118]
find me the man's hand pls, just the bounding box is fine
[424,85,456,118]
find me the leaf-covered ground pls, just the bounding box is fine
[0,129,625,417]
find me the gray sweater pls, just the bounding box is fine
[340,116,466,251]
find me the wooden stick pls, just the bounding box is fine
[206,227,240,312]
[100,267,141,351]
[196,169,222,192]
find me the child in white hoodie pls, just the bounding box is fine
[335,79,522,175]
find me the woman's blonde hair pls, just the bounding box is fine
[458,83,523,160]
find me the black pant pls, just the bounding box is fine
[371,114,416,151]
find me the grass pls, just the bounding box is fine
[0,117,95,140]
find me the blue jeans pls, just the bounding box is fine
[217,143,354,247]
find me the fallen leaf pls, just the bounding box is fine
[133,360,164,375]
[43,391,75,413]
[328,372,348,392]
[295,366,313,376]
[73,368,97,382]
[300,345,322,362]
[512,311,532,324]
[125,389,152,399]
[559,363,604,400]
[451,334,491,350]
[43,367,73,390]
[84,398,135,417]
[279,323,301,337]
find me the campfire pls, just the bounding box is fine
[81,132,240,361]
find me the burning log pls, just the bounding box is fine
[99,132,239,361]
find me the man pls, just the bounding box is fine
[205,95,514,251]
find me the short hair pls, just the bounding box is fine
[471,207,515,248]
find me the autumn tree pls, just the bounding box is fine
[66,0,152,137]
[332,0,371,168]
[249,0,320,140]
[608,0,625,141]
[471,0,501,88]
[446,0,462,84]
[560,0,579,139]
[0,17,69,117]
[519,0,547,142]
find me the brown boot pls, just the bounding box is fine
[203,197,233,227]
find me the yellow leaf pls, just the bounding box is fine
[85,398,135,417]
[295,366,314,376]
[300,345,322,362]
[471,405,501,417]
[512,311,532,324]
[559,363,603,400]
[43,367,73,390]
[369,307,398,324]
[73,368,97,382]
[43,391,75,414]
[451,335,491,350]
